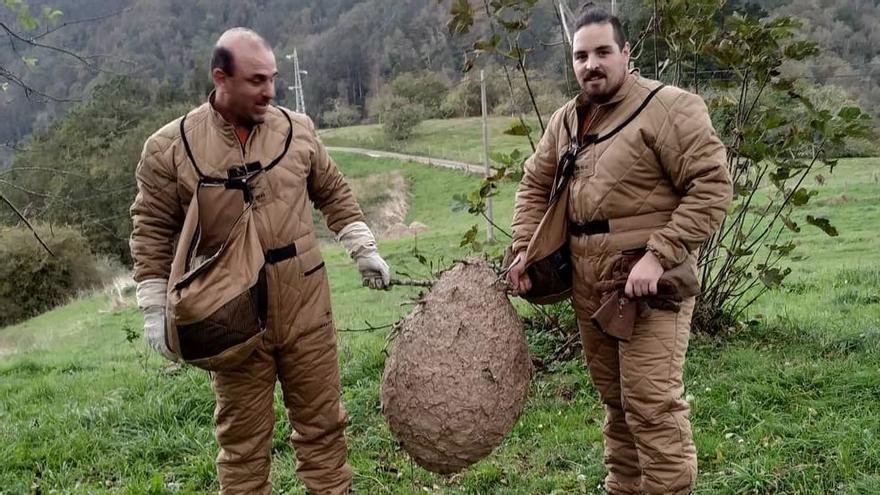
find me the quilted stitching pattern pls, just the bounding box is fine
[130,102,361,494]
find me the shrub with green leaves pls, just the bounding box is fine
[0,224,105,327]
[321,99,362,128]
[381,99,426,141]
[388,72,450,118]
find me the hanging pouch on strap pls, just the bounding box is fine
[512,84,665,305]
[164,111,291,371]
[166,180,268,371]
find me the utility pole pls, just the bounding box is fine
[480,70,495,242]
[557,1,572,45]
[285,49,307,114]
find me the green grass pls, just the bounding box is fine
[1,152,878,493]
[320,117,542,165]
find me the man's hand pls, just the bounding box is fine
[337,221,391,290]
[356,251,391,290]
[625,250,664,298]
[143,306,178,362]
[507,252,532,295]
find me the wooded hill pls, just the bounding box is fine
[3,0,880,161]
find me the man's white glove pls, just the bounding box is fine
[136,279,178,362]
[337,221,391,290]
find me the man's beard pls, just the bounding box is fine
[581,69,615,104]
[239,112,265,127]
[584,91,614,104]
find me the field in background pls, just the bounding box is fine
[320,117,543,165]
[1,151,878,493]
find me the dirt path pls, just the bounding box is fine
[326,146,487,176]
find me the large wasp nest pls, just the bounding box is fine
[381,259,532,473]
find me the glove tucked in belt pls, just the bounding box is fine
[590,250,700,341]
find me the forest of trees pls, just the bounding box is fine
[0,0,574,162]
[1,0,875,323]
[2,0,879,242]
[3,0,879,166]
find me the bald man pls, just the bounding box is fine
[130,28,388,494]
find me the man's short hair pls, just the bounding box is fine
[573,6,627,49]
[211,28,273,77]
[212,46,235,76]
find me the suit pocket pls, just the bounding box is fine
[298,246,325,277]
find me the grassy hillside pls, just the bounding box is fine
[0,152,878,493]
[320,117,542,165]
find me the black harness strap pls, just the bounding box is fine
[179,115,223,184]
[179,106,294,184]
[592,84,666,146]
[549,84,666,205]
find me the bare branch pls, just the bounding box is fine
[538,38,566,48]
[0,178,56,198]
[30,8,130,42]
[389,277,434,288]
[0,65,79,102]
[2,142,29,152]
[481,210,512,239]
[338,321,395,332]
[0,21,99,68]
[0,166,90,179]
[0,190,54,256]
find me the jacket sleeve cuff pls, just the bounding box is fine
[336,220,378,259]
[511,238,530,254]
[646,237,686,271]
[136,278,168,310]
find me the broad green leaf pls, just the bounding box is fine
[503,120,531,136]
[790,188,817,207]
[499,19,528,31]
[19,11,38,31]
[783,40,818,61]
[781,215,800,233]
[473,34,500,52]
[451,193,469,213]
[460,224,482,250]
[504,47,524,60]
[5,0,23,11]
[447,0,474,35]
[767,242,796,256]
[758,266,790,288]
[837,106,862,121]
[805,215,838,237]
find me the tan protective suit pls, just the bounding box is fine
[130,97,363,494]
[512,74,732,494]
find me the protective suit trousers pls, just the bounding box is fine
[210,269,352,495]
[572,245,697,495]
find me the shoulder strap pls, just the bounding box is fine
[548,84,666,205]
[262,107,293,172]
[179,114,213,182]
[585,84,665,146]
[179,107,294,183]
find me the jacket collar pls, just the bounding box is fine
[207,90,258,147]
[564,72,640,143]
